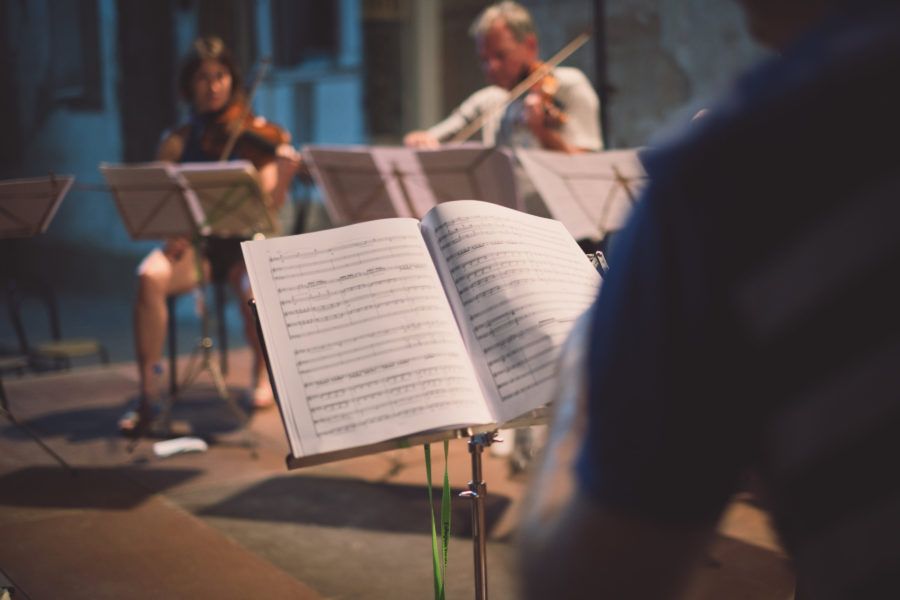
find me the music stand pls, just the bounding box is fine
[178,161,280,238]
[0,174,73,239]
[516,147,648,242]
[302,144,521,224]
[101,161,273,441]
[292,414,545,600]
[100,162,205,240]
[0,175,75,470]
[249,298,542,600]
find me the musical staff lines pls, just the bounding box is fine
[433,211,600,404]
[259,225,486,440]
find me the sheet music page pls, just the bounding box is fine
[421,200,602,424]
[303,144,521,226]
[242,218,493,458]
[302,145,427,223]
[0,175,73,238]
[99,162,205,239]
[516,148,647,241]
[177,160,275,238]
[415,145,520,210]
[368,145,520,216]
[369,147,436,218]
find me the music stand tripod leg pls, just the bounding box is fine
[1,378,74,472]
[202,345,249,426]
[192,330,257,453]
[174,286,232,400]
[155,285,253,451]
[460,431,496,600]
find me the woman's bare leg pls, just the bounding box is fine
[125,244,205,427]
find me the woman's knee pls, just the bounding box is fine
[136,250,173,301]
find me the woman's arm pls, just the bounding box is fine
[258,144,304,212]
[157,131,186,163]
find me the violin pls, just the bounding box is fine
[523,61,567,129]
[197,95,292,170]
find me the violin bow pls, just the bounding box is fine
[219,55,273,161]
[449,30,591,144]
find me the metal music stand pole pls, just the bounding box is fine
[460,431,497,600]
[158,239,242,430]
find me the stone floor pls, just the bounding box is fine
[0,332,796,599]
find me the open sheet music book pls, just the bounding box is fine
[242,200,601,460]
[100,160,277,240]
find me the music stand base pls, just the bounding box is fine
[1,383,74,472]
[137,334,255,455]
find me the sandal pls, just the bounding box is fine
[117,401,160,437]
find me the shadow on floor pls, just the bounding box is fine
[198,473,511,538]
[0,390,251,445]
[0,465,202,510]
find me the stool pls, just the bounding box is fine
[165,280,229,396]
[5,277,109,371]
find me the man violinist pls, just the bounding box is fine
[406,1,603,467]
[119,36,303,434]
[403,1,603,155]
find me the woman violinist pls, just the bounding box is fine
[119,36,302,434]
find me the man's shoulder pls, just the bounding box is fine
[551,66,592,87]
[551,66,598,106]
[465,85,508,104]
[453,85,509,117]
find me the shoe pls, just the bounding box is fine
[252,383,275,409]
[118,401,159,437]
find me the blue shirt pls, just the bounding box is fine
[577,1,900,596]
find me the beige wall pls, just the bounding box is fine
[604,0,766,147]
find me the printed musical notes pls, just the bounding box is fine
[243,217,490,457]
[424,201,601,422]
[243,200,601,459]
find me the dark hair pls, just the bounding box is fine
[176,36,244,105]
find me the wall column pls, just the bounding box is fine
[411,0,442,129]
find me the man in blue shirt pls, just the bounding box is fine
[517,1,900,598]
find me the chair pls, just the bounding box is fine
[5,278,109,371]
[0,354,29,406]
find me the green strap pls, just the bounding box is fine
[425,441,451,600]
[440,440,451,589]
